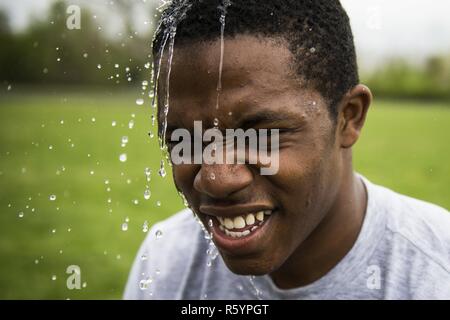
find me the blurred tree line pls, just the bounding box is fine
[363,56,450,101]
[0,1,155,87]
[1,0,449,102]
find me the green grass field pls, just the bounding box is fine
[0,88,449,299]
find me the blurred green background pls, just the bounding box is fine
[0,0,449,299]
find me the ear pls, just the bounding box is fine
[337,84,372,148]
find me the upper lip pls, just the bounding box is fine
[199,204,274,218]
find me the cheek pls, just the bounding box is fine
[273,138,338,211]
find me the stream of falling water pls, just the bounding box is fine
[215,0,231,112]
[150,1,192,177]
[160,25,177,152]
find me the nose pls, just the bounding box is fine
[193,163,253,199]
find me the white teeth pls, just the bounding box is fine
[224,218,234,229]
[214,209,273,237]
[233,216,246,229]
[225,229,251,238]
[245,213,255,225]
[256,211,264,221]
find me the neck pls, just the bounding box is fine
[270,162,367,289]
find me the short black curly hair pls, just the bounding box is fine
[153,0,359,119]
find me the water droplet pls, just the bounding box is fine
[111,120,117,127]
[43,68,48,74]
[309,47,316,53]
[141,253,148,261]
[97,64,102,69]
[208,219,213,228]
[34,259,39,264]
[139,279,149,290]
[18,211,24,218]
[104,179,110,185]
[83,53,88,58]
[49,195,56,201]
[210,173,215,180]
[121,136,129,146]
[142,220,149,233]
[119,153,127,162]
[156,200,161,207]
[144,167,152,181]
[114,63,119,68]
[48,145,53,150]
[213,118,219,127]
[133,199,139,205]
[51,229,56,234]
[155,229,163,239]
[56,57,61,62]
[144,62,150,69]
[158,160,166,177]
[91,117,96,123]
[142,80,148,86]
[121,222,128,231]
[51,275,57,281]
[128,120,134,129]
[82,282,87,288]
[144,188,151,200]
[136,98,144,106]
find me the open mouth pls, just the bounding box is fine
[214,210,272,238]
[202,208,276,254]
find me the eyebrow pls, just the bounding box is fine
[236,110,301,129]
[165,109,303,134]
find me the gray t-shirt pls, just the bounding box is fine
[124,174,450,299]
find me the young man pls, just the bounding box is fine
[124,0,450,299]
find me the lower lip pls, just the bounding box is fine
[208,212,275,255]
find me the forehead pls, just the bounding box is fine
[158,34,324,128]
[166,35,301,98]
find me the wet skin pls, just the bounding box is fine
[159,35,372,289]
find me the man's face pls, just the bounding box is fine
[160,35,344,275]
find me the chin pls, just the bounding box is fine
[220,252,280,276]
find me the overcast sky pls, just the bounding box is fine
[1,0,449,69]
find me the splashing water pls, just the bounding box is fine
[121,136,129,147]
[119,153,127,162]
[142,220,149,233]
[158,160,166,178]
[144,167,152,182]
[144,188,151,200]
[215,0,231,112]
[151,1,192,151]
